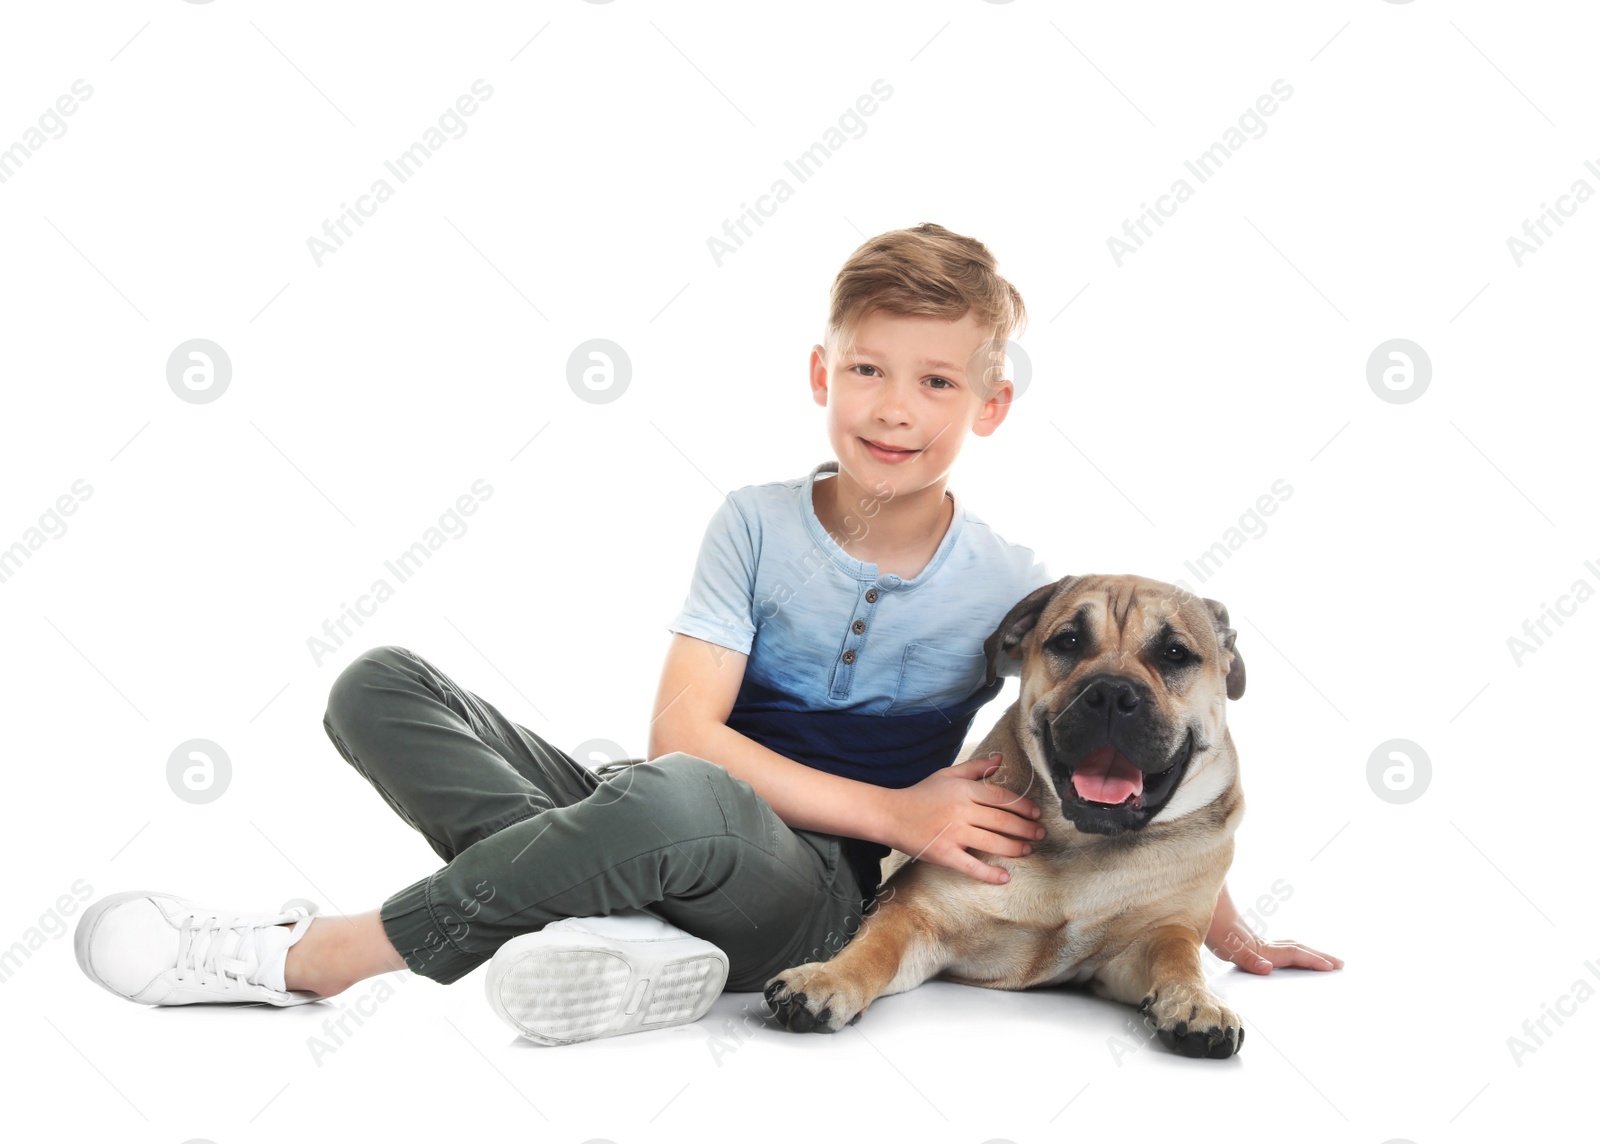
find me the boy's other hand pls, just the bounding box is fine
[1209,927,1345,975]
[885,753,1044,885]
[1205,883,1344,974]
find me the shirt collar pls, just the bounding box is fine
[801,460,965,588]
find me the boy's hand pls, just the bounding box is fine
[1204,883,1344,974]
[883,752,1044,885]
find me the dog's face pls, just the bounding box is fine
[982,574,1246,836]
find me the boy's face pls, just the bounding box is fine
[809,308,1013,498]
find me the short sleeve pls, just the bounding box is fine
[666,493,759,655]
[1020,547,1055,594]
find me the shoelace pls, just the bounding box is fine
[176,909,295,990]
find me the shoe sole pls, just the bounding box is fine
[485,938,727,1046]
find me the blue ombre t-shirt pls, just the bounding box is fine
[666,459,1054,901]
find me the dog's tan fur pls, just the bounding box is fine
[765,574,1251,1058]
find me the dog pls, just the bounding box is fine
[763,573,1250,1058]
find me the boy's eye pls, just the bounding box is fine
[848,364,954,389]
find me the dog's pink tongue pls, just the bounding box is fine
[1072,745,1144,804]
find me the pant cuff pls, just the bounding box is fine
[380,873,485,985]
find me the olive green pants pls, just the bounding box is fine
[321,646,869,991]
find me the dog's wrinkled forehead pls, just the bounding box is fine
[982,574,1246,700]
[1057,578,1208,646]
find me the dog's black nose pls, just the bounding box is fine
[1080,675,1142,717]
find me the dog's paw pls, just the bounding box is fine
[1138,982,1244,1059]
[763,962,868,1034]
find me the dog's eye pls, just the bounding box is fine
[1049,630,1079,653]
[1163,643,1192,665]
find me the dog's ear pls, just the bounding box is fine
[1201,597,1246,701]
[983,579,1067,688]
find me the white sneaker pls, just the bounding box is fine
[74,890,325,1007]
[484,908,728,1046]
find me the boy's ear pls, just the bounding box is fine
[983,578,1070,688]
[1201,596,1246,701]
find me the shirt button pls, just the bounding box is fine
[865,589,878,603]
[842,649,856,664]
[852,620,866,634]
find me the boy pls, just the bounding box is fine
[75,223,1337,1045]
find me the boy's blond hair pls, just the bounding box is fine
[822,222,1027,397]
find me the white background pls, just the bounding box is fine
[1,1,1593,1141]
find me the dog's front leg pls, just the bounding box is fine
[1089,924,1245,1058]
[764,892,948,1034]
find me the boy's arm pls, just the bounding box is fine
[648,632,898,843]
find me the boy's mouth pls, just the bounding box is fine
[862,438,921,462]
